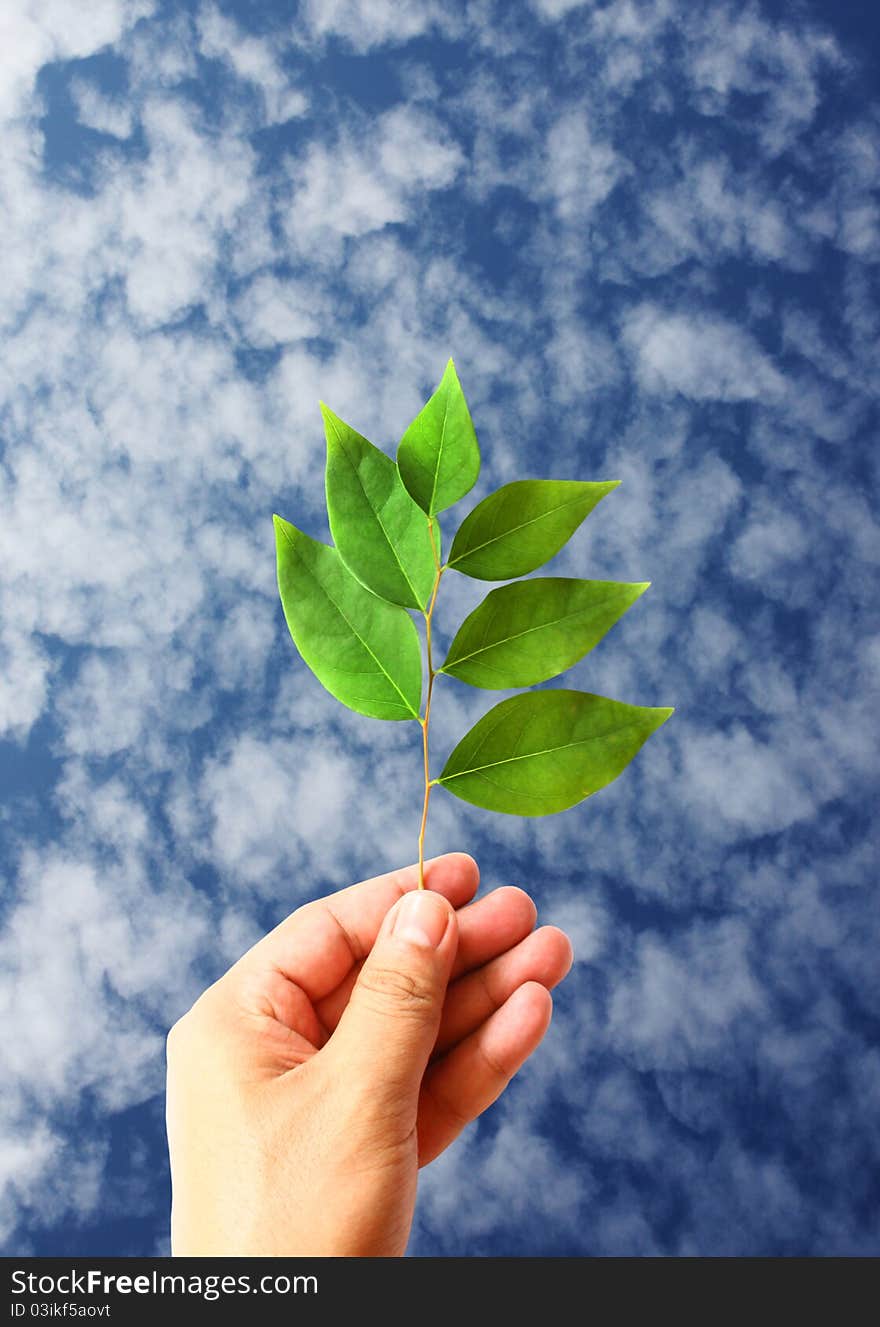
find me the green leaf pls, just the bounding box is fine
[397,358,481,516]
[274,514,422,721]
[437,689,673,815]
[447,479,620,581]
[322,404,436,609]
[440,577,650,689]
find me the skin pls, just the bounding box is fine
[166,852,573,1257]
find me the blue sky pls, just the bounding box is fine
[0,0,878,1256]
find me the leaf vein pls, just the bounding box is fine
[441,718,647,780]
[280,524,418,718]
[428,389,451,514]
[446,599,615,668]
[449,491,598,566]
[334,422,425,606]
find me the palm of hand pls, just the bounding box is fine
[168,854,571,1257]
[235,854,570,1165]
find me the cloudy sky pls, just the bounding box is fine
[1,0,878,1256]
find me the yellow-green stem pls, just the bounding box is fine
[417,520,443,889]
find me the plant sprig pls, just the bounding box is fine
[274,359,674,888]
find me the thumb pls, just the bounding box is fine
[328,889,458,1110]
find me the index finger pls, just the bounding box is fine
[247,852,480,1003]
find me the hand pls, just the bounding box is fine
[165,853,573,1257]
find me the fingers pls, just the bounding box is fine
[417,982,554,1167]
[325,890,459,1123]
[450,886,537,981]
[328,852,480,929]
[315,884,539,1031]
[434,925,572,1058]
[247,853,479,1004]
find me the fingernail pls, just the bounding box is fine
[392,891,449,949]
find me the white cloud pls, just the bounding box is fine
[547,323,621,402]
[53,651,208,761]
[233,274,321,348]
[739,659,799,718]
[70,78,134,139]
[642,152,809,271]
[197,4,308,126]
[126,9,198,91]
[299,0,452,51]
[192,722,425,896]
[117,98,257,327]
[727,503,809,583]
[580,1066,667,1163]
[0,1119,59,1246]
[0,850,211,1115]
[609,918,765,1069]
[542,891,607,966]
[623,303,785,401]
[198,734,310,889]
[679,722,817,841]
[0,0,154,123]
[0,1121,113,1252]
[0,0,877,1259]
[684,604,745,683]
[285,106,464,259]
[416,1108,586,1251]
[530,0,593,18]
[543,108,625,220]
[579,448,743,614]
[685,8,842,156]
[0,627,52,745]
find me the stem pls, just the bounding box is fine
[418,520,444,889]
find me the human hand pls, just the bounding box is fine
[165,853,573,1257]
